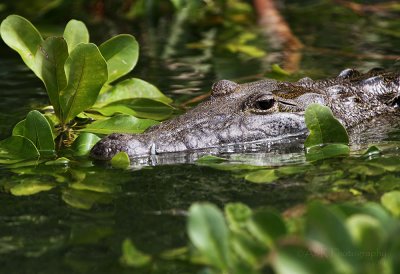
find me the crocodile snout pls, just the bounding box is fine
[91,133,150,160]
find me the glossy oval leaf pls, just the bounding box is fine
[34,36,68,118]
[247,209,287,247]
[81,114,159,135]
[71,132,101,156]
[111,151,130,169]
[225,203,252,231]
[274,245,333,274]
[60,43,108,123]
[0,15,43,75]
[346,214,384,253]
[107,98,174,120]
[304,104,349,147]
[90,105,137,117]
[99,34,139,83]
[0,136,39,164]
[381,191,400,217]
[24,110,55,156]
[63,19,89,53]
[305,202,360,271]
[188,203,230,270]
[95,78,172,106]
[12,119,25,136]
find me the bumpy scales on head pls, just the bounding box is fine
[91,69,400,160]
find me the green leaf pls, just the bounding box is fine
[271,64,290,76]
[381,191,400,217]
[230,232,268,266]
[12,119,25,136]
[0,15,43,75]
[63,19,89,53]
[106,98,174,120]
[225,203,252,231]
[71,133,101,156]
[60,43,108,123]
[24,110,55,156]
[188,203,230,270]
[304,104,349,147]
[120,238,151,267]
[247,209,287,247]
[10,179,54,196]
[45,157,70,166]
[305,202,360,272]
[90,105,137,117]
[92,98,174,120]
[273,245,333,274]
[95,78,172,106]
[306,144,350,162]
[0,136,39,164]
[99,34,139,83]
[362,145,381,158]
[34,36,68,118]
[244,169,278,183]
[346,214,384,253]
[111,152,130,169]
[81,114,159,135]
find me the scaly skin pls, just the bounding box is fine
[91,68,400,160]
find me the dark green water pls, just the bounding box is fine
[1,1,400,273]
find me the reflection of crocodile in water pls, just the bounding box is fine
[91,68,400,161]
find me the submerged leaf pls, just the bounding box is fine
[245,169,278,183]
[81,115,158,135]
[10,180,54,196]
[0,15,43,75]
[60,43,108,123]
[99,34,139,83]
[0,136,39,164]
[120,238,151,267]
[63,19,89,53]
[304,104,349,147]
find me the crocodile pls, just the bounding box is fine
[91,68,400,161]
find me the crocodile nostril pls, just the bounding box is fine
[211,80,238,97]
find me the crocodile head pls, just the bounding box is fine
[91,69,400,161]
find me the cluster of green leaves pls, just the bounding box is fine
[121,195,400,274]
[0,15,173,163]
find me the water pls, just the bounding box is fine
[1,1,400,273]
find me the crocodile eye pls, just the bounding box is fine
[255,98,275,110]
[244,93,277,114]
